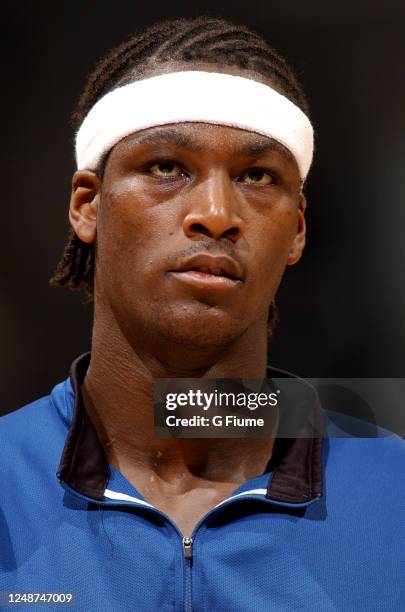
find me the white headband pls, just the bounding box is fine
[75,70,314,180]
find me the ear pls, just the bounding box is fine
[287,193,307,266]
[69,170,101,244]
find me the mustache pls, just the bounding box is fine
[166,239,243,267]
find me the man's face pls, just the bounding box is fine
[72,121,306,349]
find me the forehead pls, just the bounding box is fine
[110,123,295,164]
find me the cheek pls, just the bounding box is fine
[251,211,297,292]
[96,185,171,281]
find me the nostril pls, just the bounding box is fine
[185,220,243,241]
[189,223,211,237]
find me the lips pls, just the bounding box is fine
[172,253,244,281]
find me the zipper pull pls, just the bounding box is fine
[183,536,193,560]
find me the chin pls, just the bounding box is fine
[153,304,247,349]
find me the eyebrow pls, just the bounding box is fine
[125,127,294,162]
[129,129,204,151]
[233,138,294,162]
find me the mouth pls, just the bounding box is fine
[172,253,243,279]
[168,270,241,293]
[168,254,244,292]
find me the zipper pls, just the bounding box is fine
[183,536,193,560]
[183,537,193,611]
[61,481,309,611]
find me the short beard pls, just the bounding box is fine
[151,303,250,349]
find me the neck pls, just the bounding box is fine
[81,305,277,491]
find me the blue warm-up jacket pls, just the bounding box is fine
[0,353,404,611]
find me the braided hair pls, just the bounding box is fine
[50,16,310,334]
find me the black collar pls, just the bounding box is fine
[58,353,324,504]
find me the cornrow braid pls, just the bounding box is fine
[49,228,94,302]
[50,16,310,335]
[72,22,181,122]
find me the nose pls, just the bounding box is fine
[183,171,244,242]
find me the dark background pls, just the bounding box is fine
[1,1,405,428]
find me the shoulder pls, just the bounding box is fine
[1,379,71,438]
[323,410,405,495]
[0,379,72,483]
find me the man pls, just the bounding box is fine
[1,17,404,612]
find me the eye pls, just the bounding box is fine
[148,161,186,178]
[238,168,275,185]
